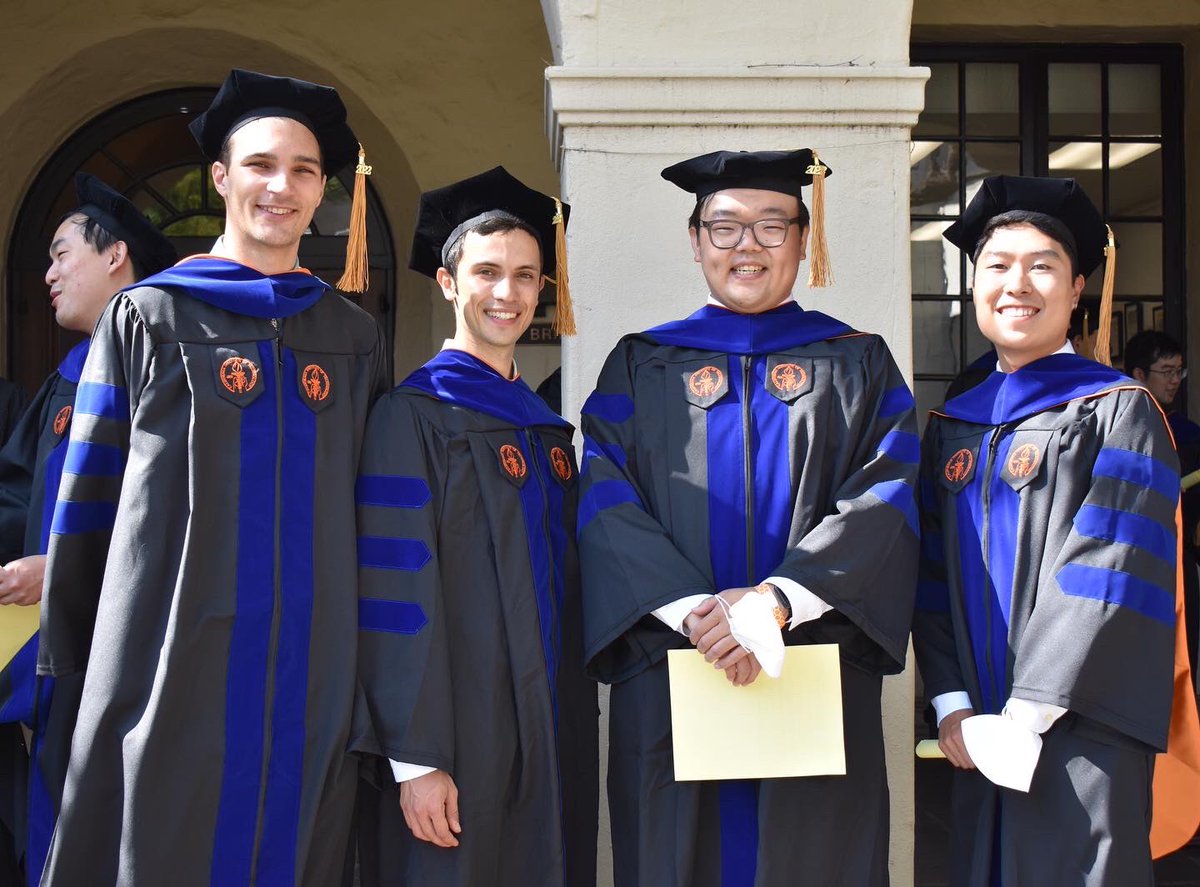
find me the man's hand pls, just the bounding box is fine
[684,588,762,685]
[938,708,976,769]
[399,769,461,848]
[0,556,46,606]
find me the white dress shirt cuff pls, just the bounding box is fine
[389,760,436,783]
[654,594,714,634]
[931,691,974,726]
[764,577,834,629]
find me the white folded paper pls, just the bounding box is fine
[961,713,1043,793]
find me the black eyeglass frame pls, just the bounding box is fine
[697,216,805,249]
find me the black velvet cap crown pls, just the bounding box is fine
[944,175,1107,277]
[188,69,359,175]
[73,173,177,275]
[409,166,569,280]
[660,149,832,198]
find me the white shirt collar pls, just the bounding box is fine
[996,340,1075,372]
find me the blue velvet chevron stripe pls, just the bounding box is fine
[259,348,317,882]
[577,479,642,537]
[646,302,852,355]
[1073,505,1175,565]
[877,429,920,464]
[879,385,916,420]
[581,435,627,472]
[358,599,428,634]
[212,341,277,886]
[358,537,432,571]
[63,442,124,476]
[356,475,431,509]
[1092,447,1180,502]
[581,392,634,424]
[867,480,918,534]
[73,382,128,421]
[50,500,117,535]
[39,437,70,553]
[1056,563,1175,625]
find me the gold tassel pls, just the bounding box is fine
[550,198,576,336]
[336,144,371,294]
[1092,225,1118,367]
[805,153,833,288]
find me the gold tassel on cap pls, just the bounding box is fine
[1091,225,1118,367]
[805,153,833,288]
[549,197,576,336]
[336,144,371,294]
[1079,309,1096,361]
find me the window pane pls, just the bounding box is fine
[965,63,1018,136]
[963,299,992,367]
[1109,64,1161,137]
[1046,141,1103,209]
[911,221,960,295]
[1049,64,1101,137]
[1110,143,1162,217]
[915,63,959,138]
[911,141,960,216]
[963,142,1020,206]
[913,300,963,375]
[1112,222,1162,296]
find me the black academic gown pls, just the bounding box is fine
[913,354,1186,886]
[38,257,387,886]
[353,348,599,887]
[0,342,87,886]
[578,303,919,887]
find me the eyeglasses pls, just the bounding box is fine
[698,217,803,249]
[1146,367,1188,381]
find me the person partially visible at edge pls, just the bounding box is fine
[577,148,919,886]
[0,173,175,886]
[37,69,388,886]
[913,174,1200,885]
[352,166,598,887]
[1126,329,1199,679]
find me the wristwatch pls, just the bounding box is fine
[756,582,791,629]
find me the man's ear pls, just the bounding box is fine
[436,267,457,303]
[107,240,130,276]
[689,227,702,263]
[1130,367,1148,384]
[211,162,228,199]
[797,224,810,261]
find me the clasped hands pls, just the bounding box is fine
[682,586,766,687]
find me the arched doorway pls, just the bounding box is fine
[7,87,396,393]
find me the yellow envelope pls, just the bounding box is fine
[0,603,39,671]
[667,644,846,781]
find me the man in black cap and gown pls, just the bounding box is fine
[0,173,175,885]
[913,175,1200,885]
[353,166,598,886]
[38,69,387,886]
[577,149,919,886]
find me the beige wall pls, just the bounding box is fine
[0,0,560,379]
[913,0,1200,418]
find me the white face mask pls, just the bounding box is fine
[715,592,786,679]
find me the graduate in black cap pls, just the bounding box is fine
[577,149,918,886]
[37,71,388,886]
[0,172,174,886]
[352,166,597,887]
[913,175,1200,885]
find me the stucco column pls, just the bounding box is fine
[546,60,928,887]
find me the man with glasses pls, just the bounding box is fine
[578,149,918,886]
[1127,330,1199,678]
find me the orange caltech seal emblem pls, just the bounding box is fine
[944,448,974,483]
[219,356,259,394]
[1007,443,1041,479]
[770,362,807,393]
[53,405,72,436]
[688,366,724,398]
[499,444,527,479]
[301,364,331,401]
[550,446,573,481]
